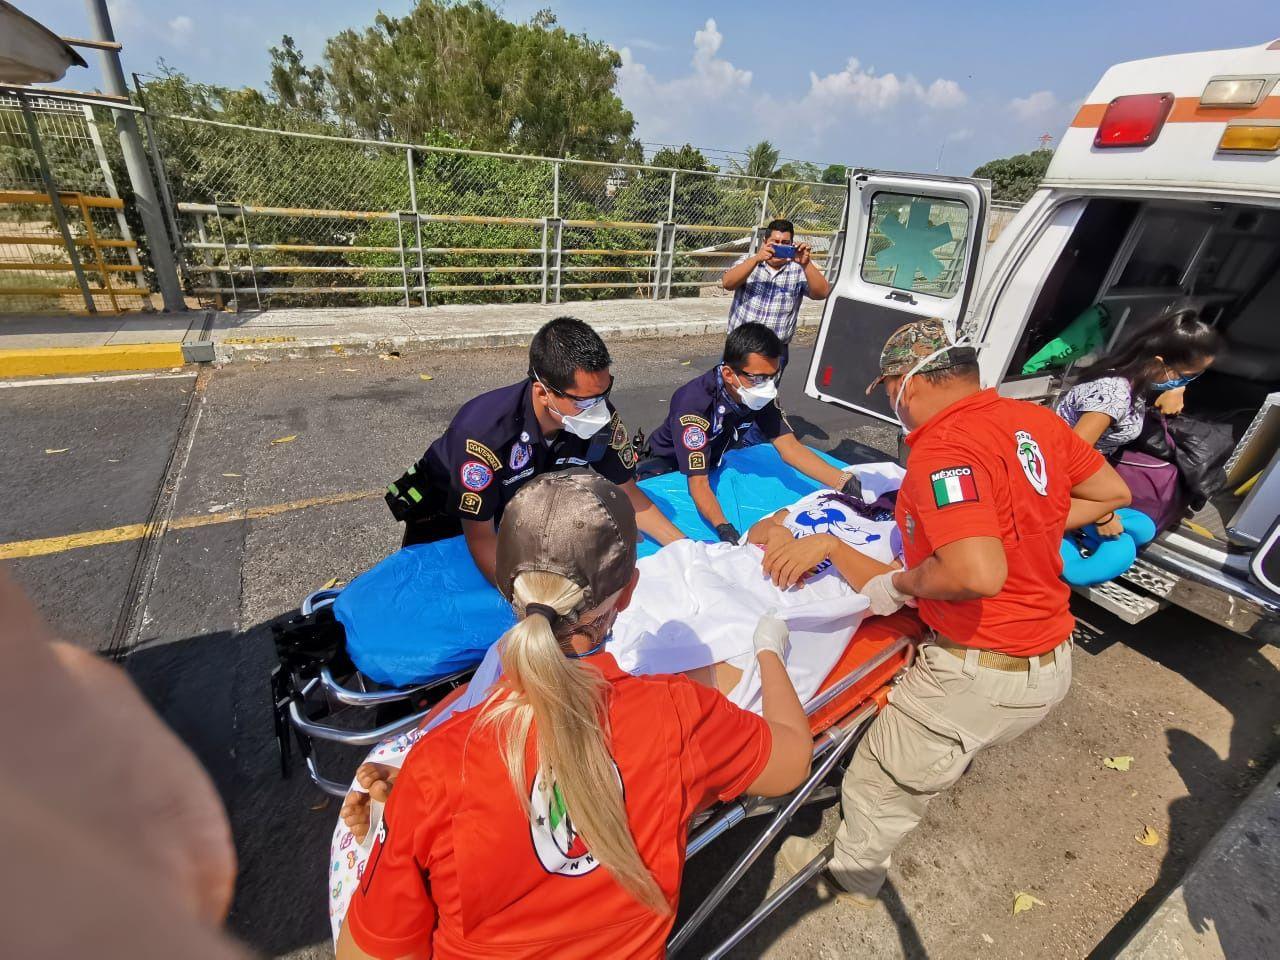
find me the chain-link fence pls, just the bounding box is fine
[0,94,149,313]
[146,112,849,310]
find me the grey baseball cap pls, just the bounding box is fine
[495,470,637,618]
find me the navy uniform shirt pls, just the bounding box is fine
[389,380,637,524]
[648,368,792,475]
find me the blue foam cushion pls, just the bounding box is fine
[336,444,849,686]
[1058,508,1156,587]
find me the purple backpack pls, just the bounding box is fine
[1112,450,1184,532]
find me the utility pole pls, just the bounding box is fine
[83,0,184,311]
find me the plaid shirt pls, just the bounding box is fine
[726,255,810,342]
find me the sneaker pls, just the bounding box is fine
[778,836,877,908]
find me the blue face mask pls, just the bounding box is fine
[1152,372,1201,392]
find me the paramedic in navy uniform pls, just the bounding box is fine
[644,322,863,543]
[385,316,686,582]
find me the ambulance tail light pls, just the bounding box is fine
[1218,122,1280,153]
[821,365,833,387]
[1094,93,1174,149]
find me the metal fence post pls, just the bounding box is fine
[667,171,677,223]
[552,161,561,219]
[84,0,185,311]
[406,147,427,306]
[663,224,677,300]
[193,213,223,310]
[759,180,771,225]
[549,218,563,304]
[18,93,95,312]
[212,207,239,312]
[81,103,146,284]
[650,223,665,301]
[540,218,550,305]
[396,213,412,308]
[131,77,194,301]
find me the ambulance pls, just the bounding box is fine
[807,38,1280,641]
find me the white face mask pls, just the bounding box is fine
[738,378,778,411]
[552,396,611,439]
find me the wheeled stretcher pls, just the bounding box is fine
[274,444,921,953]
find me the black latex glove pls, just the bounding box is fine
[715,522,742,544]
[839,471,863,499]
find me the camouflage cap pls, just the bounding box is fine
[865,318,976,395]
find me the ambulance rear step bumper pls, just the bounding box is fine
[1077,548,1280,640]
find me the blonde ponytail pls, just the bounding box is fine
[478,570,670,916]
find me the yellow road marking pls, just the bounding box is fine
[0,489,380,561]
[0,343,186,378]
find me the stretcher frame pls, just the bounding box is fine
[274,584,919,957]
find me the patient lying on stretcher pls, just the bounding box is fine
[327,478,906,930]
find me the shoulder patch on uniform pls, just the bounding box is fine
[682,424,708,451]
[929,466,978,508]
[460,460,493,492]
[609,416,629,451]
[465,438,501,470]
[679,413,711,430]
[619,443,636,469]
[1015,430,1049,497]
[688,451,707,471]
[459,491,483,515]
[509,440,531,471]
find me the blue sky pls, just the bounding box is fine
[39,0,1277,174]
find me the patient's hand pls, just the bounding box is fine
[762,534,834,589]
[340,762,399,843]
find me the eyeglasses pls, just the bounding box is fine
[533,371,614,410]
[730,367,778,387]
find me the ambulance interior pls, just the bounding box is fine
[1000,197,1280,544]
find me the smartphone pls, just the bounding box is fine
[770,243,797,260]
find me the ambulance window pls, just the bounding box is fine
[861,192,971,299]
[1115,211,1214,289]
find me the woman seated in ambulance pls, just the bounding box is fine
[1055,307,1221,537]
[335,470,812,960]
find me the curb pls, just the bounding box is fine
[0,342,187,378]
[214,316,821,364]
[1115,758,1280,959]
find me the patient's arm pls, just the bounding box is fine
[825,540,898,592]
[746,509,791,549]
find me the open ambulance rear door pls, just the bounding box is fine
[805,172,991,423]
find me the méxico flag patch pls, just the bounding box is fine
[931,466,978,508]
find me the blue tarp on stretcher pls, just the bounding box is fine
[335,444,847,687]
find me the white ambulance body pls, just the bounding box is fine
[807,39,1280,640]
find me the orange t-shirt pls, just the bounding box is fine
[344,652,772,959]
[896,389,1105,657]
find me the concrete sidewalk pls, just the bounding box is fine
[0,295,822,375]
[0,310,203,377]
[205,296,823,363]
[1117,759,1280,959]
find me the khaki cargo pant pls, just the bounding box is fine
[829,638,1073,898]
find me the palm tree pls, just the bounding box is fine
[729,140,779,183]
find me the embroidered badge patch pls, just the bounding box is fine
[688,451,707,471]
[459,491,483,515]
[609,418,628,451]
[619,444,637,469]
[679,413,711,430]
[1015,430,1049,496]
[682,424,708,450]
[930,466,978,508]
[460,460,493,491]
[465,439,501,470]
[509,441,531,471]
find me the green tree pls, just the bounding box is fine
[282,1,635,159]
[729,140,779,182]
[821,163,848,185]
[972,149,1053,203]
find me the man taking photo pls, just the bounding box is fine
[721,217,831,375]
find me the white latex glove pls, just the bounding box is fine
[863,571,909,616]
[752,609,791,662]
